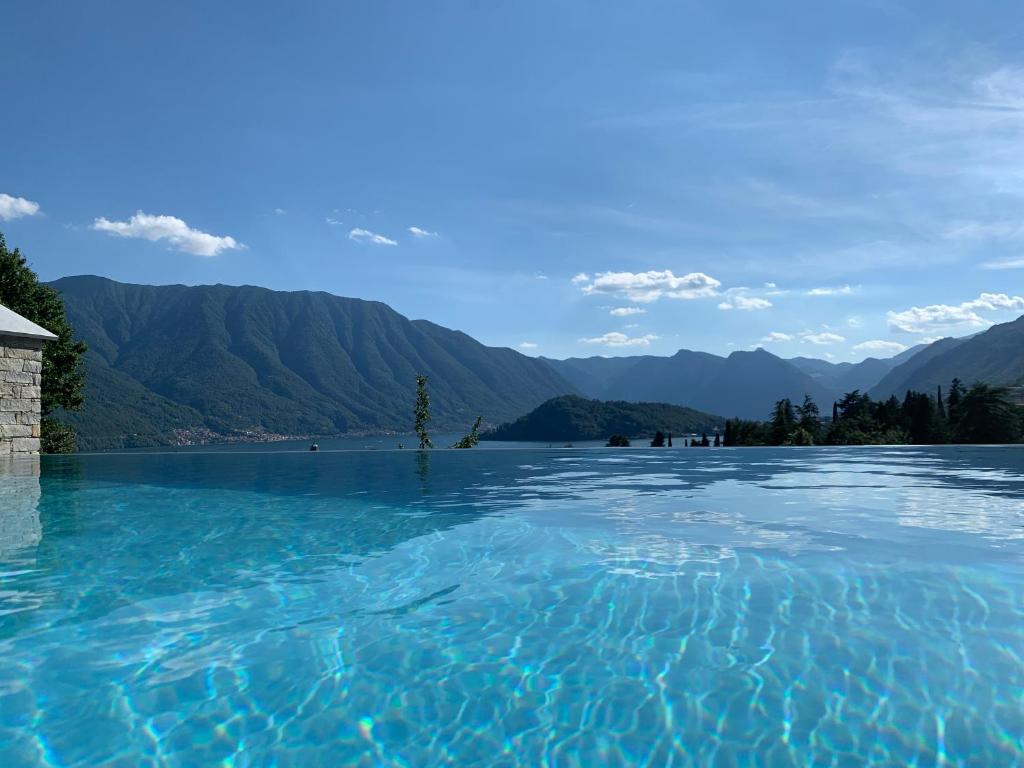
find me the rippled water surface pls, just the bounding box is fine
[1,446,1023,766]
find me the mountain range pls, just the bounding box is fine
[49,276,1024,449]
[52,276,577,449]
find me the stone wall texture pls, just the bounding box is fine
[0,335,44,455]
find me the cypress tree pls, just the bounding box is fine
[832,402,839,423]
[936,385,946,419]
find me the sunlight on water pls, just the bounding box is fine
[0,447,1022,766]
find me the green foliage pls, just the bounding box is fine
[451,415,483,449]
[414,375,433,449]
[485,395,724,442]
[650,430,666,447]
[40,417,77,453]
[606,434,631,447]
[0,233,86,453]
[951,384,1021,444]
[726,382,1022,446]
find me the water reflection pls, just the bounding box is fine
[0,458,41,558]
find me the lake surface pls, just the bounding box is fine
[1,446,1022,766]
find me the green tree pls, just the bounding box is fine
[947,378,965,421]
[650,430,666,447]
[769,398,796,445]
[951,384,1021,444]
[414,374,433,449]
[796,394,821,443]
[0,233,86,452]
[606,434,630,447]
[451,416,483,449]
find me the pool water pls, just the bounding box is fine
[1,446,1022,766]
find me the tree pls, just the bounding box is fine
[0,233,86,452]
[796,395,821,443]
[414,375,433,449]
[700,432,710,447]
[606,434,630,447]
[936,385,946,419]
[650,430,666,447]
[713,432,721,447]
[951,384,1021,444]
[769,398,796,445]
[947,378,965,421]
[451,416,483,448]
[832,402,839,423]
[667,432,673,447]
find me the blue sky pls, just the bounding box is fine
[3,1,1024,362]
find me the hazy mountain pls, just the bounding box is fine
[52,276,578,449]
[483,395,724,442]
[545,348,837,419]
[788,355,896,393]
[870,318,1024,398]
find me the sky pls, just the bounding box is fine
[3,0,1024,362]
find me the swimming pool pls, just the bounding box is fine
[1,446,1022,765]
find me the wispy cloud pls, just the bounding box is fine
[718,295,772,311]
[887,292,1024,334]
[518,341,538,349]
[806,285,853,297]
[610,306,646,317]
[570,272,590,285]
[0,193,41,221]
[92,212,243,256]
[408,226,437,238]
[273,207,286,215]
[349,228,397,246]
[981,256,1024,270]
[760,332,794,343]
[801,331,845,345]
[580,331,659,348]
[577,270,720,303]
[853,340,908,354]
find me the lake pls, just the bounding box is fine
[0,446,1022,765]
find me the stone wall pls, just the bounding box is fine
[0,334,44,455]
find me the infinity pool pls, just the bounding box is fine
[1,447,1022,766]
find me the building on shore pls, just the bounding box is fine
[0,303,56,456]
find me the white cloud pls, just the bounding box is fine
[853,340,908,354]
[273,207,286,215]
[580,332,660,348]
[887,292,1024,334]
[326,215,344,226]
[847,315,864,329]
[577,270,721,303]
[760,332,794,343]
[801,331,846,345]
[610,306,646,317]
[408,226,437,238]
[92,212,243,256]
[0,193,41,221]
[570,272,591,285]
[349,228,397,246]
[981,256,1024,270]
[718,295,772,311]
[806,285,853,297]
[518,341,538,349]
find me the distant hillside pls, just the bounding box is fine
[788,356,895,394]
[482,395,724,442]
[51,276,578,450]
[544,348,837,419]
[870,318,1024,398]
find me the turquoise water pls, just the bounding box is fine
[1,447,1023,766]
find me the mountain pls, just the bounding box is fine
[544,348,836,419]
[51,276,578,450]
[870,318,1024,399]
[788,355,896,393]
[482,395,724,442]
